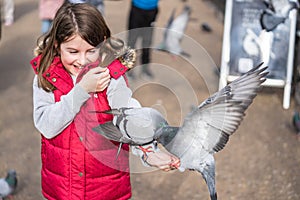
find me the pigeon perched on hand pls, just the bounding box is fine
[157,5,191,57]
[93,63,268,200]
[0,170,17,199]
[93,107,168,148]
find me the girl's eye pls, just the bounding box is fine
[69,50,78,54]
[88,49,96,53]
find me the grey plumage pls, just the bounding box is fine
[154,63,268,199]
[0,170,17,199]
[92,107,168,155]
[93,63,268,200]
[157,5,191,57]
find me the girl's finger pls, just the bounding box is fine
[89,66,108,74]
[97,78,110,91]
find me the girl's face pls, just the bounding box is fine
[59,34,100,76]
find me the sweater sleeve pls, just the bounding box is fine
[32,75,90,139]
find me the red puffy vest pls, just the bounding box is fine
[31,56,132,200]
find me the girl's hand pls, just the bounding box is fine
[78,67,111,93]
[145,151,181,172]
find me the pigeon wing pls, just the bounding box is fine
[166,64,268,156]
[156,8,175,52]
[96,108,166,146]
[195,99,245,153]
[165,8,176,30]
[92,122,136,145]
[0,178,11,197]
[163,6,191,55]
[196,63,268,153]
[168,6,190,36]
[120,108,166,145]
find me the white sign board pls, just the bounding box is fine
[219,0,298,109]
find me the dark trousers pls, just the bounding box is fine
[127,4,158,65]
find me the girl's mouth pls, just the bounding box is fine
[75,65,84,69]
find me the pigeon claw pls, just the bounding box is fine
[138,145,154,161]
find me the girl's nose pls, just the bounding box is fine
[77,54,88,66]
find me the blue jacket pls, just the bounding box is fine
[132,0,159,10]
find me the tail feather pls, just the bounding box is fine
[197,155,217,200]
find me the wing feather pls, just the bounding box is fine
[198,63,267,153]
[168,63,268,155]
[92,122,136,145]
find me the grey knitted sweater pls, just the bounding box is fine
[33,75,139,139]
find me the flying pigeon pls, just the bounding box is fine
[0,170,17,199]
[93,63,268,200]
[260,0,299,31]
[157,5,191,57]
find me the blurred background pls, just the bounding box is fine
[0,0,299,199]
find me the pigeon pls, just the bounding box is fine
[154,64,267,199]
[0,170,17,199]
[92,107,168,156]
[292,111,300,134]
[260,0,299,31]
[157,5,191,57]
[93,63,268,200]
[201,22,212,33]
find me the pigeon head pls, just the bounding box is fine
[5,170,17,188]
[183,5,192,15]
[154,125,180,146]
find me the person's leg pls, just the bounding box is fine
[127,5,143,79]
[141,25,153,77]
[127,5,142,49]
[141,48,153,78]
[140,8,158,78]
[3,0,14,26]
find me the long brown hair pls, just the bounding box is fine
[35,2,111,92]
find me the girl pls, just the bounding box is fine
[31,2,179,200]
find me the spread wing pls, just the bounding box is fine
[196,63,268,153]
[166,63,268,156]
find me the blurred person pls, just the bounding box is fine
[31,3,179,199]
[88,0,105,15]
[127,0,159,79]
[3,0,14,26]
[39,0,64,33]
[67,0,105,15]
